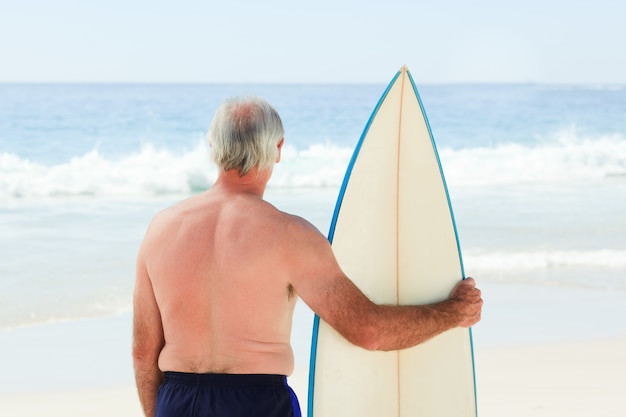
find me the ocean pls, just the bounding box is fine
[1,82,626,391]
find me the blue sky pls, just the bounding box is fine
[1,0,624,84]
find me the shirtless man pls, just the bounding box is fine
[132,96,483,417]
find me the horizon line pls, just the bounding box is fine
[1,80,625,87]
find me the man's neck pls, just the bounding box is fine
[213,167,271,198]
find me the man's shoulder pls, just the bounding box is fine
[149,197,190,222]
[273,210,327,247]
[285,212,318,232]
[264,203,315,230]
[146,194,208,230]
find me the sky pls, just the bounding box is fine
[1,0,625,84]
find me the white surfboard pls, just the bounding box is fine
[307,66,477,417]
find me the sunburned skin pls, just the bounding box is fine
[138,170,302,376]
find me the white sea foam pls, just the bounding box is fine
[464,248,626,291]
[1,132,625,200]
[0,143,216,200]
[464,248,626,271]
[0,304,132,332]
[440,130,626,186]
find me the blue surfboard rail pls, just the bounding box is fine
[404,69,479,416]
[306,67,477,417]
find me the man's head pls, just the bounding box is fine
[208,96,284,176]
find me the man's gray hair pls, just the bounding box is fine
[207,96,284,176]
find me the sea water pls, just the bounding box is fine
[1,83,626,348]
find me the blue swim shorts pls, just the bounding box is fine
[155,372,302,417]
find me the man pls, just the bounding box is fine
[132,96,483,417]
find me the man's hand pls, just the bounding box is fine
[449,277,483,328]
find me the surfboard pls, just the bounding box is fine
[307,66,477,417]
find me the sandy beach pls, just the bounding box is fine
[1,324,624,416]
[475,337,626,417]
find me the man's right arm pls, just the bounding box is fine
[132,238,165,417]
[288,221,483,351]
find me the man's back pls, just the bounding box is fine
[140,180,298,376]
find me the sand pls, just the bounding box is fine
[1,337,624,417]
[475,337,626,417]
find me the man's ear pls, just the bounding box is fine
[276,138,285,163]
